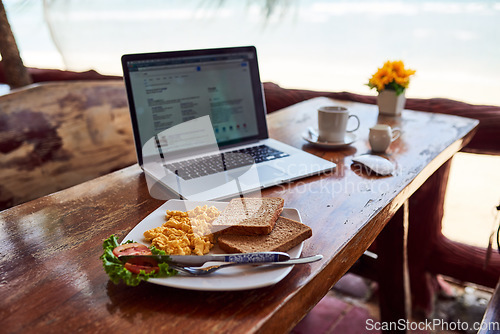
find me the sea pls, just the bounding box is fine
[3,0,500,106]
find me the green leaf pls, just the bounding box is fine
[381,81,406,96]
[100,235,177,286]
[150,246,167,255]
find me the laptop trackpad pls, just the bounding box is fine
[257,165,289,185]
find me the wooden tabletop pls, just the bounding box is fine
[0,97,478,333]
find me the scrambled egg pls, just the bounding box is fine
[144,205,220,255]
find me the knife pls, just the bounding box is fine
[118,251,291,266]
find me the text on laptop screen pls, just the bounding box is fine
[127,52,259,153]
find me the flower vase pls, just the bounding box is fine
[377,90,406,116]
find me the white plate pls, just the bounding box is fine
[122,199,304,291]
[302,129,357,148]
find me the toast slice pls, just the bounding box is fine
[217,216,312,253]
[212,197,284,235]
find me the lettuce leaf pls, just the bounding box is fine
[100,235,177,286]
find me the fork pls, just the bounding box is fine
[168,255,323,276]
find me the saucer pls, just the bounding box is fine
[302,128,357,148]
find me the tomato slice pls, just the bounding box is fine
[112,243,152,257]
[112,243,159,274]
[124,258,160,274]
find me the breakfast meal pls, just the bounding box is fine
[141,197,308,256]
[101,197,313,286]
[143,205,220,256]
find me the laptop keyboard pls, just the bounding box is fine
[164,145,289,180]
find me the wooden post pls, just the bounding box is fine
[377,201,411,333]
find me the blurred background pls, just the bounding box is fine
[2,0,500,249]
[4,0,500,105]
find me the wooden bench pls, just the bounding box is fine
[478,279,500,333]
[0,80,136,210]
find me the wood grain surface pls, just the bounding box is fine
[0,97,478,334]
[0,81,136,210]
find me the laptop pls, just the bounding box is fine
[121,46,336,201]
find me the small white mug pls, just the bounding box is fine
[318,106,360,142]
[369,124,401,153]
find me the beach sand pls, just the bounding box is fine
[443,153,500,249]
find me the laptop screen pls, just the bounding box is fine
[122,46,268,166]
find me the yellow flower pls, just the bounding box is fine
[367,60,416,95]
[391,60,405,77]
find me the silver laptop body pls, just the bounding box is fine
[121,46,336,200]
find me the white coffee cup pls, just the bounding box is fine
[318,106,360,142]
[369,124,401,152]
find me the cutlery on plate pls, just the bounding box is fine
[168,254,323,276]
[118,251,290,266]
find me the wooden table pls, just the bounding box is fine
[0,97,478,333]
